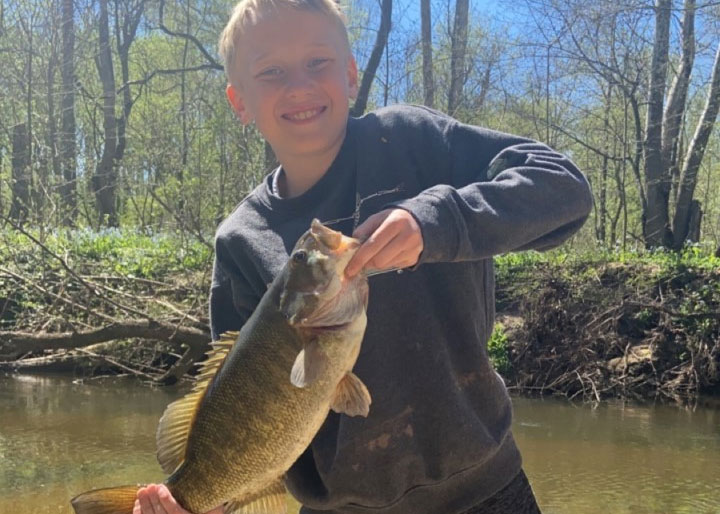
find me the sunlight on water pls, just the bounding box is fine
[1,375,718,514]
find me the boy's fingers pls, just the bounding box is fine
[347,209,423,277]
[137,488,156,514]
[137,484,167,514]
[364,233,407,271]
[347,216,398,276]
[133,499,142,514]
[157,484,183,513]
[352,210,390,240]
[150,484,165,514]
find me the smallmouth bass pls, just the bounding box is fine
[71,220,371,514]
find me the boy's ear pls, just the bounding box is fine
[226,84,253,125]
[347,57,359,100]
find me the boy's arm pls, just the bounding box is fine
[347,115,592,274]
[209,235,257,340]
[387,123,592,265]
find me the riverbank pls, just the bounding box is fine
[1,229,718,402]
[493,249,720,403]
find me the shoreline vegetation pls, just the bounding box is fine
[1,228,718,403]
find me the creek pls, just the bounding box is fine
[1,375,718,513]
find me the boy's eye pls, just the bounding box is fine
[308,58,330,70]
[257,67,283,79]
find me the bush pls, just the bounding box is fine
[488,322,511,376]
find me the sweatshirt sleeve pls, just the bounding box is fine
[208,235,257,341]
[389,119,593,264]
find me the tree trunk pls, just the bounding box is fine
[476,63,491,113]
[60,0,77,225]
[44,3,61,218]
[10,123,31,224]
[420,0,434,108]
[686,200,701,243]
[672,42,720,248]
[350,0,392,117]
[447,0,469,115]
[20,15,34,220]
[663,0,695,205]
[642,0,672,248]
[93,0,118,226]
[114,0,144,163]
[597,84,613,244]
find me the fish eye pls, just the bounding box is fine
[292,250,308,263]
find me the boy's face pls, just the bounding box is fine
[226,8,358,164]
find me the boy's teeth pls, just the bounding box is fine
[289,109,320,120]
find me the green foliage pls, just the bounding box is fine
[488,322,511,376]
[495,244,720,283]
[1,228,211,279]
[2,0,719,251]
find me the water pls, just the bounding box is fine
[1,374,718,514]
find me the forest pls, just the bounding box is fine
[1,0,719,400]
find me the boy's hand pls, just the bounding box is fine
[133,484,224,514]
[346,209,423,277]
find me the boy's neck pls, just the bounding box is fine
[275,141,345,198]
[276,161,327,198]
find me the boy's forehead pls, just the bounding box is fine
[237,6,347,56]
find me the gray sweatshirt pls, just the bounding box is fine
[210,105,592,513]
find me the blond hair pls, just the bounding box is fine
[218,0,350,82]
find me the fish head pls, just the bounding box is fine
[279,219,368,329]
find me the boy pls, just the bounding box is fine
[134,1,592,513]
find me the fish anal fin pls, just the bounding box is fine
[156,331,238,474]
[331,372,371,417]
[225,479,287,514]
[290,340,327,388]
[70,485,139,514]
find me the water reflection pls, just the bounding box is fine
[1,375,718,514]
[512,397,720,514]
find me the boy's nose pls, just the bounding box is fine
[286,72,315,98]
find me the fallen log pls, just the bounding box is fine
[0,320,210,356]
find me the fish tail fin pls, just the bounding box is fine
[71,485,140,514]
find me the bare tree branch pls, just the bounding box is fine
[157,0,223,71]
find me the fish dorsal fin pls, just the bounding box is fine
[331,372,371,417]
[224,478,287,514]
[156,331,238,474]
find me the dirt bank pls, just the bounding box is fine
[495,257,720,402]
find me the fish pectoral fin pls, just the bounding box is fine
[290,340,327,388]
[331,372,371,417]
[225,479,287,514]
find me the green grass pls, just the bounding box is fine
[1,228,211,279]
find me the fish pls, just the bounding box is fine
[71,219,371,514]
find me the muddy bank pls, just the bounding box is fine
[494,257,720,402]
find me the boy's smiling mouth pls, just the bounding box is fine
[283,106,327,122]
